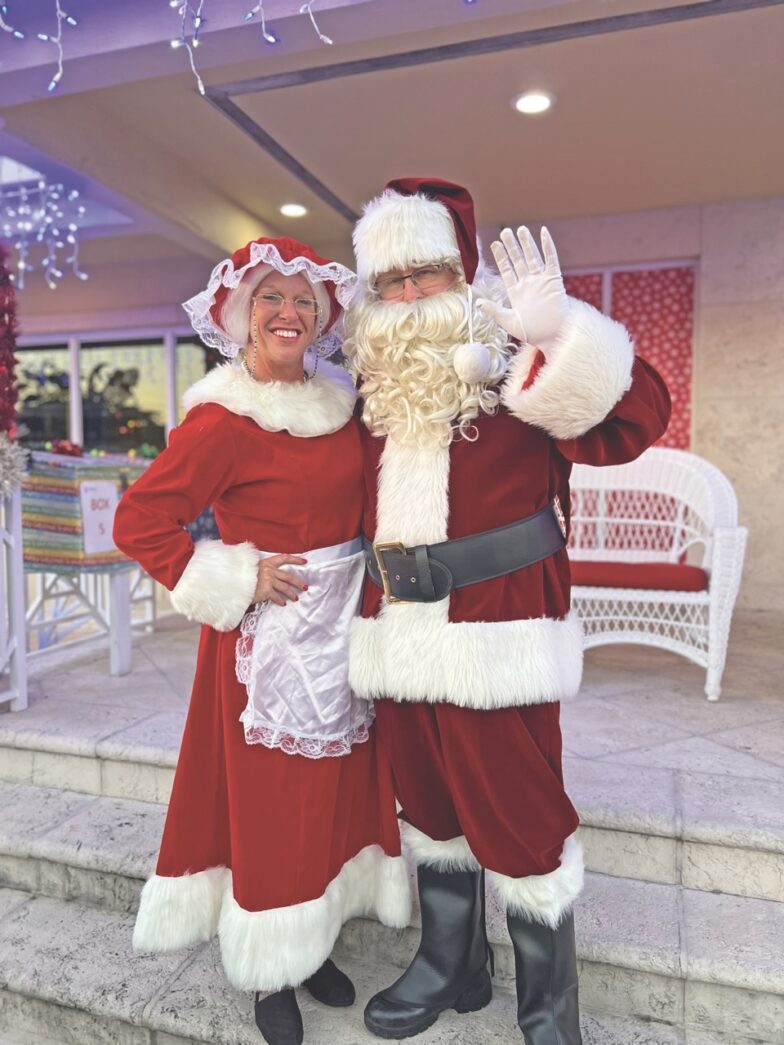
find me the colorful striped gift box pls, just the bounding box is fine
[21,452,149,573]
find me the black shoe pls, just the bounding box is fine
[254,989,303,1045]
[507,910,582,1044]
[364,865,493,1040]
[303,958,356,1007]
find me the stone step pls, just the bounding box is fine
[566,759,784,903]
[0,781,161,913]
[0,1033,71,1045]
[2,703,782,902]
[1,777,782,1044]
[0,889,778,1045]
[2,776,784,925]
[337,880,784,1044]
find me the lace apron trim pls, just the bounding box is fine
[235,538,373,758]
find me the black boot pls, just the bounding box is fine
[254,989,303,1045]
[304,958,356,1007]
[507,910,582,1045]
[364,866,493,1040]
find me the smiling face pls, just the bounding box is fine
[248,271,320,382]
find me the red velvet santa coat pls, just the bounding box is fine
[346,298,670,926]
[349,299,671,711]
[112,361,410,993]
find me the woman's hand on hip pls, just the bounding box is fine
[254,554,308,606]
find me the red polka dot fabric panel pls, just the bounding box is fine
[564,267,694,449]
[563,273,603,311]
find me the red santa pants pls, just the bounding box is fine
[374,698,579,879]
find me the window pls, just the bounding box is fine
[15,344,70,447]
[79,339,167,453]
[176,337,220,423]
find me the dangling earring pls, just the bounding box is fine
[243,307,259,379]
[307,330,341,381]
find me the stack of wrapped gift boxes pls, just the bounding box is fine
[21,451,148,573]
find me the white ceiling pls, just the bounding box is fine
[1,0,782,320]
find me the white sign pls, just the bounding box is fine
[79,480,119,555]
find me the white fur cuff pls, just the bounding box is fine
[489,834,584,929]
[170,538,259,632]
[401,821,481,872]
[502,298,634,440]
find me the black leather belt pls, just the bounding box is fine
[363,498,567,604]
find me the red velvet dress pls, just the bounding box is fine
[112,362,410,992]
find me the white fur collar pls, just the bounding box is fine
[182,361,356,437]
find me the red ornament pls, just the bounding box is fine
[50,439,83,457]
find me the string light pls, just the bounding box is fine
[174,0,335,92]
[169,0,207,95]
[244,3,280,45]
[1,177,89,290]
[299,2,333,46]
[6,2,337,96]
[0,3,25,38]
[36,0,78,93]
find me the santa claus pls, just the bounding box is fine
[342,178,671,1044]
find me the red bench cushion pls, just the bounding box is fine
[571,561,709,592]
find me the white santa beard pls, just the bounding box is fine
[345,288,508,449]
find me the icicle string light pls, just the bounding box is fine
[37,0,78,93]
[169,0,207,95]
[300,2,333,46]
[244,2,279,45]
[0,179,89,290]
[180,0,337,91]
[0,3,25,39]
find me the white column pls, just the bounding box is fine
[6,488,28,711]
[109,570,131,676]
[163,330,178,438]
[67,335,83,446]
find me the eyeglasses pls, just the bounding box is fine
[372,263,455,300]
[253,291,320,316]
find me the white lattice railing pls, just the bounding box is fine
[1,487,28,711]
[25,567,156,673]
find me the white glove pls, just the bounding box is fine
[476,226,569,355]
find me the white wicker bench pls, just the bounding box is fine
[568,447,747,700]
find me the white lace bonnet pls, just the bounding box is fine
[182,236,357,359]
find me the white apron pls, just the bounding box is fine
[235,538,373,758]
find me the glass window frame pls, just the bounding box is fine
[16,326,193,451]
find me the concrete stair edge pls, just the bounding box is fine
[1,891,783,1045]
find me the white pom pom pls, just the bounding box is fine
[454,341,491,384]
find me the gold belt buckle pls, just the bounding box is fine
[553,494,567,539]
[372,540,408,604]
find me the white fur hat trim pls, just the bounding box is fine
[353,190,461,284]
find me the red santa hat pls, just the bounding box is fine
[353,178,493,384]
[353,177,479,286]
[183,236,357,359]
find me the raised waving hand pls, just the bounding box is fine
[477,226,569,354]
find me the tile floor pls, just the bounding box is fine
[3,608,783,802]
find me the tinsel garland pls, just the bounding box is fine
[0,241,19,436]
[0,433,27,496]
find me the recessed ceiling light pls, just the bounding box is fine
[513,91,554,115]
[280,203,307,218]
